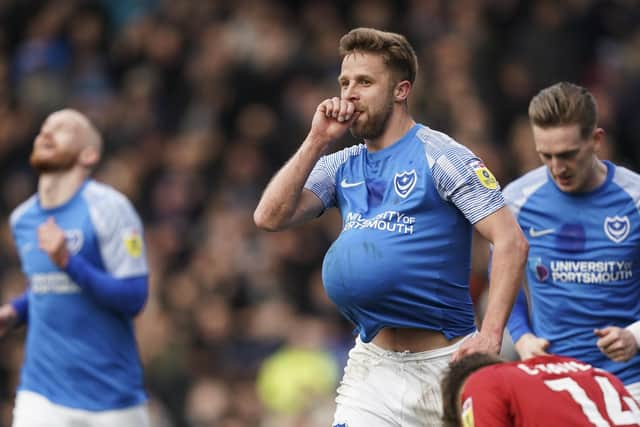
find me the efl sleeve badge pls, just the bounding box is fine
[474,163,498,190]
[122,229,144,258]
[461,396,475,427]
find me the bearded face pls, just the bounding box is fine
[349,84,395,140]
[29,123,81,173]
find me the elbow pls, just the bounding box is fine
[125,278,149,317]
[253,206,283,232]
[128,294,148,317]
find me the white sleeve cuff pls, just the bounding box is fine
[625,321,640,348]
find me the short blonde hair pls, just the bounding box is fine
[528,82,598,139]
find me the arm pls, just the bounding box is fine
[508,290,550,359]
[65,255,148,317]
[253,139,327,231]
[38,217,148,317]
[506,288,531,343]
[254,97,359,231]
[0,290,29,337]
[453,206,528,360]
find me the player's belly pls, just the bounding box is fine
[321,229,420,309]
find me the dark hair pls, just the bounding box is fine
[528,82,598,139]
[441,353,502,427]
[339,27,418,85]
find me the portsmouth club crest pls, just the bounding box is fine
[604,216,630,243]
[64,229,84,255]
[529,257,549,282]
[394,169,417,198]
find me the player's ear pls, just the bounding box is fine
[78,145,100,168]
[394,80,411,102]
[592,127,605,153]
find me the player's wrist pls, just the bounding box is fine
[303,132,333,154]
[53,249,70,269]
[625,321,640,349]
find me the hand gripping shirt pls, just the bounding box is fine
[10,180,148,410]
[505,162,640,385]
[304,124,504,342]
[461,355,640,426]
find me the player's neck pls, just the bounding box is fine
[584,158,608,192]
[365,110,416,152]
[38,169,88,209]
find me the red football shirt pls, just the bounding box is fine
[461,355,640,427]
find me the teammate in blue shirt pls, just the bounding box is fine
[254,28,528,427]
[0,109,150,426]
[505,82,640,400]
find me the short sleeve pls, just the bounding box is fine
[83,182,148,278]
[304,144,365,210]
[461,369,512,426]
[427,141,504,224]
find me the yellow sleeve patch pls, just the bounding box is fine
[474,165,498,189]
[461,397,475,427]
[123,230,144,258]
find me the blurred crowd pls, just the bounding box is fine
[0,0,638,426]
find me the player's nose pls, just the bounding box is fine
[550,157,566,175]
[342,83,358,101]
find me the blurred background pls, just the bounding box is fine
[0,0,638,426]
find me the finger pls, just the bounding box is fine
[533,348,550,356]
[330,97,340,118]
[319,99,331,118]
[594,327,616,338]
[606,349,630,362]
[596,334,618,350]
[338,100,354,122]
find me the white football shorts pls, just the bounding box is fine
[12,390,150,427]
[332,332,475,427]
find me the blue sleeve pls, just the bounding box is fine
[64,254,148,317]
[10,291,29,324]
[507,288,532,343]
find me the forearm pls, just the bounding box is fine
[254,135,326,230]
[481,236,528,341]
[65,255,148,317]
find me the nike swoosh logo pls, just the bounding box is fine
[340,179,365,188]
[529,227,555,237]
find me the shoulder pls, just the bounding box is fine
[81,181,142,232]
[323,144,365,164]
[9,194,38,227]
[415,125,475,166]
[503,166,548,206]
[315,144,366,178]
[82,180,136,211]
[611,164,640,202]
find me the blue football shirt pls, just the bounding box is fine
[305,124,504,342]
[505,161,640,385]
[10,180,148,410]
